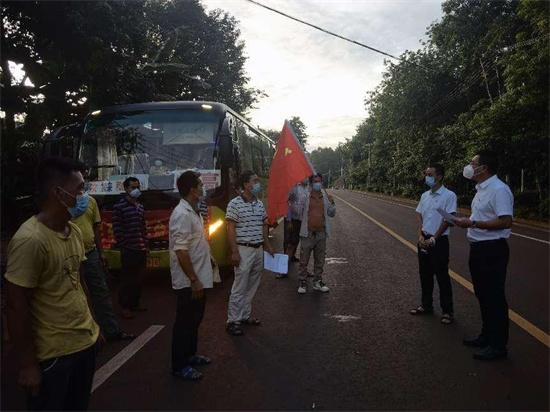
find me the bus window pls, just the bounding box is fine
[81,109,222,181]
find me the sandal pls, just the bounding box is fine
[172,366,203,381]
[441,314,454,325]
[409,306,433,315]
[188,355,211,366]
[241,318,261,326]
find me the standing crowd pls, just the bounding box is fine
[4,149,514,410]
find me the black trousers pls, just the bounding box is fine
[469,239,510,349]
[417,235,453,314]
[118,248,146,310]
[27,344,96,411]
[172,288,206,371]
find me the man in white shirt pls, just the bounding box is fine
[455,151,513,361]
[169,171,214,380]
[410,164,457,325]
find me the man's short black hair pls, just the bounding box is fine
[238,170,256,189]
[309,173,323,183]
[429,163,445,178]
[477,150,498,174]
[123,176,140,189]
[177,171,201,198]
[36,157,86,202]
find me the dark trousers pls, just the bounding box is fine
[27,344,96,411]
[118,248,146,310]
[172,288,206,371]
[417,235,453,314]
[469,239,510,349]
[83,249,121,338]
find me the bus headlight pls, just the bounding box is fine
[209,219,224,236]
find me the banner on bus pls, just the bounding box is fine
[86,174,149,195]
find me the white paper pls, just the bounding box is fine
[436,208,457,223]
[264,253,289,274]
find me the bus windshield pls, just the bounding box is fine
[81,109,221,182]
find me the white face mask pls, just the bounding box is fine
[463,164,482,180]
[154,160,163,167]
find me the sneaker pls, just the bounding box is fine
[312,280,329,293]
[297,281,307,294]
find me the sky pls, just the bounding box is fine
[202,0,444,150]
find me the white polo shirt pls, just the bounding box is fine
[467,175,514,242]
[169,199,213,290]
[416,185,457,236]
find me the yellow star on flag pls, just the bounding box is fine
[284,147,293,156]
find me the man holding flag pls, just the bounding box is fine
[297,173,336,294]
[266,121,335,293]
[266,120,315,226]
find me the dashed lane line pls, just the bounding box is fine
[91,325,165,393]
[348,190,550,245]
[333,193,550,349]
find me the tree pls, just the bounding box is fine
[288,116,308,148]
[0,0,265,233]
[338,0,548,218]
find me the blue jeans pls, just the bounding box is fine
[82,249,121,338]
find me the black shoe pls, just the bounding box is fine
[462,335,487,348]
[226,322,244,336]
[473,346,508,361]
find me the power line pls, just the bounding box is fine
[244,0,431,71]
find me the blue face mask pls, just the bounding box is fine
[312,182,322,191]
[68,193,89,218]
[251,182,262,195]
[425,176,436,188]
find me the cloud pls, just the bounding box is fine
[202,0,443,147]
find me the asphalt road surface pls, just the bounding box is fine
[2,190,549,410]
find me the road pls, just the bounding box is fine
[2,189,549,410]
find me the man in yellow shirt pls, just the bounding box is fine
[72,191,135,342]
[5,157,100,411]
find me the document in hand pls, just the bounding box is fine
[264,252,289,274]
[437,208,457,223]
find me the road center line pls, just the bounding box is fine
[333,194,550,349]
[349,191,550,245]
[91,325,165,393]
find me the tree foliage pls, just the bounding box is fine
[311,0,548,219]
[288,116,308,148]
[1,0,264,232]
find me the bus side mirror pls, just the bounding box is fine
[219,118,234,165]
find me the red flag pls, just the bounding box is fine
[267,120,314,225]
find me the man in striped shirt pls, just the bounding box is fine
[225,170,274,336]
[112,177,148,319]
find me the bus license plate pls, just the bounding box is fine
[147,257,160,268]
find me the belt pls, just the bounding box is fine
[470,238,507,246]
[237,242,263,248]
[422,232,448,239]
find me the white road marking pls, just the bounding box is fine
[324,314,361,323]
[350,191,550,245]
[510,232,550,244]
[91,325,165,393]
[325,257,348,264]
